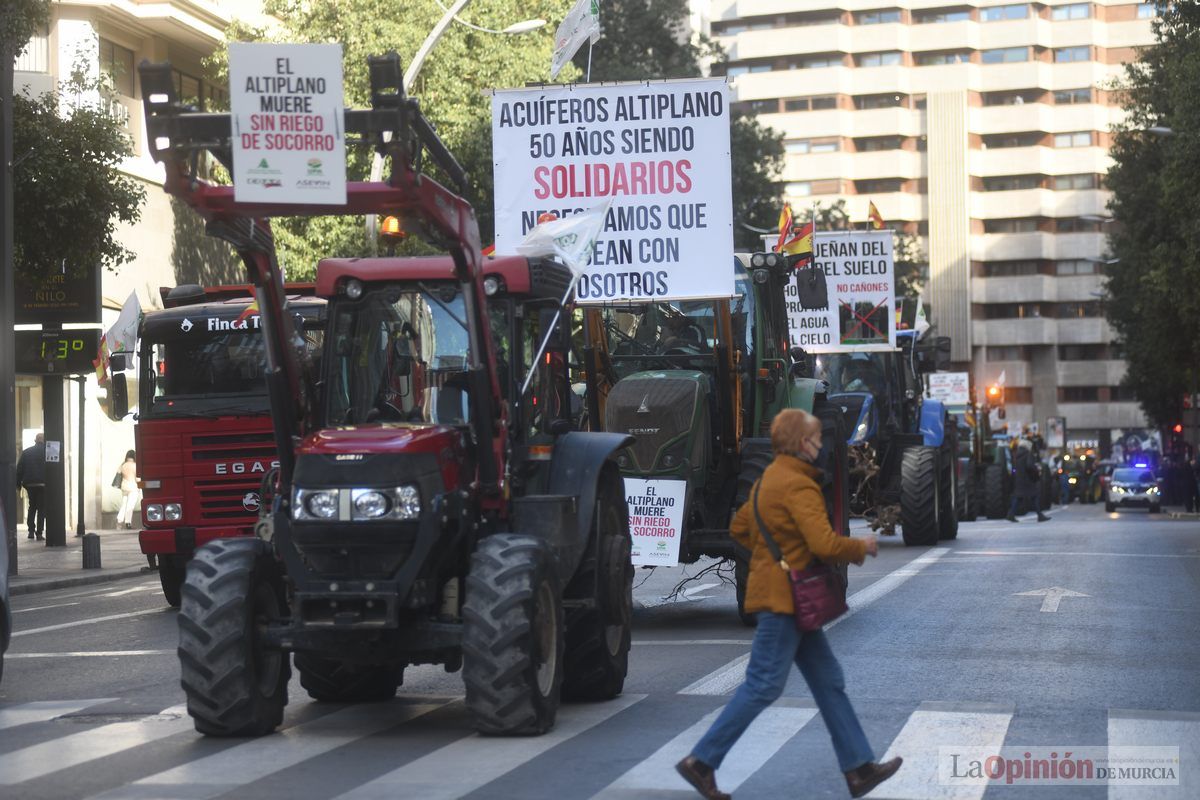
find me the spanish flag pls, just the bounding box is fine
[780,221,814,257]
[775,205,793,252]
[867,201,884,230]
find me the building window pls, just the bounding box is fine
[1060,386,1101,402]
[983,260,1039,277]
[983,132,1042,148]
[984,303,1043,319]
[1056,301,1101,318]
[987,346,1028,361]
[914,9,972,23]
[786,138,840,153]
[783,95,838,112]
[856,136,904,152]
[857,51,903,67]
[811,95,837,110]
[100,38,136,97]
[1055,259,1100,275]
[1054,88,1092,104]
[915,51,972,66]
[1111,386,1138,401]
[982,47,1030,64]
[16,25,50,73]
[1059,344,1112,360]
[856,9,902,24]
[1051,3,1091,20]
[854,93,907,110]
[1054,46,1091,63]
[785,182,812,196]
[1138,3,1158,19]
[984,218,1040,233]
[981,4,1029,22]
[793,55,842,70]
[855,178,905,194]
[1053,173,1098,190]
[1054,131,1092,148]
[983,90,1040,106]
[984,175,1042,191]
[1054,218,1101,233]
[785,139,810,154]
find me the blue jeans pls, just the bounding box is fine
[691,613,875,773]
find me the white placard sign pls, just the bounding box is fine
[229,43,347,204]
[785,231,896,353]
[491,79,734,301]
[928,372,970,408]
[624,478,686,566]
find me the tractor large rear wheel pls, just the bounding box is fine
[562,469,633,702]
[463,535,563,735]
[983,463,1008,519]
[296,655,401,702]
[178,539,289,737]
[901,447,940,546]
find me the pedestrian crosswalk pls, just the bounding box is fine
[0,695,1195,799]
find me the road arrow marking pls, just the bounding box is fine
[1015,586,1090,612]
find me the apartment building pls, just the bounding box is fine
[13,0,266,526]
[704,0,1155,452]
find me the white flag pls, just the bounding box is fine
[550,0,601,79]
[515,199,612,276]
[997,369,1007,387]
[94,291,142,386]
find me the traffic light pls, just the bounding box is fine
[1173,423,1183,434]
[986,383,1006,419]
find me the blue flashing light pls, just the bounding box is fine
[1134,462,1148,468]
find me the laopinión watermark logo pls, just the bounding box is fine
[940,746,1180,787]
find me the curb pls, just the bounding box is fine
[10,567,154,596]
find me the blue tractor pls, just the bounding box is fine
[811,329,959,545]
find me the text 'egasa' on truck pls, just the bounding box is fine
[581,251,852,626]
[103,284,326,607]
[138,52,635,738]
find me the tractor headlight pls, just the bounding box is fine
[164,503,183,521]
[352,490,389,519]
[1068,477,1078,485]
[293,488,339,520]
[145,504,164,522]
[658,438,689,471]
[393,485,421,519]
[293,485,420,521]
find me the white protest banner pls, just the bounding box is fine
[625,478,685,566]
[928,372,970,409]
[785,230,895,353]
[491,79,734,302]
[229,43,347,204]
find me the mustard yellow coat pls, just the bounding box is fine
[731,454,868,615]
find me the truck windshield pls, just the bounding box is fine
[326,282,471,425]
[599,299,720,378]
[143,330,273,418]
[814,352,890,396]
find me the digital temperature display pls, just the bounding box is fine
[15,329,101,375]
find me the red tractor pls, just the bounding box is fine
[140,53,633,737]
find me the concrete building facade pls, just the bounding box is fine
[704,0,1155,450]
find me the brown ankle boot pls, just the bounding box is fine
[675,756,731,800]
[845,757,903,798]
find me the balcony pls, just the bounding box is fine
[1057,317,1110,344]
[1057,402,1146,430]
[907,21,973,52]
[972,275,1055,304]
[974,317,1056,346]
[972,231,1052,261]
[848,150,924,179]
[976,360,1030,387]
[849,108,923,137]
[1057,360,1126,386]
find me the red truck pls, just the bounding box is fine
[108,285,325,605]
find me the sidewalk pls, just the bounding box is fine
[8,528,152,596]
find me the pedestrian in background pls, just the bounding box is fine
[116,450,140,529]
[675,409,901,800]
[1008,439,1049,522]
[16,433,46,540]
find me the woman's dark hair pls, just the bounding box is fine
[126,449,136,460]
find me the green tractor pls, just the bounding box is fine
[581,252,849,624]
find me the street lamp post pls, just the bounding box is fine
[364,3,545,248]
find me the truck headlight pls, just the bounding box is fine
[145,504,164,522]
[164,503,183,521]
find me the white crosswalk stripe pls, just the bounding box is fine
[0,699,116,732]
[591,703,818,799]
[86,701,451,800]
[1108,709,1200,800]
[334,693,646,800]
[865,701,1014,799]
[0,704,190,785]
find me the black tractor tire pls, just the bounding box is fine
[962,466,979,522]
[159,555,186,608]
[938,449,959,541]
[463,535,563,735]
[296,655,401,703]
[983,463,1009,520]
[562,470,633,702]
[178,538,290,737]
[901,447,941,546]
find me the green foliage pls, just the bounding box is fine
[0,0,49,55]
[12,73,145,282]
[1105,3,1200,425]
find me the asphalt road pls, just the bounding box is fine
[1,504,1197,799]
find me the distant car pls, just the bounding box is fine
[0,494,10,683]
[1105,466,1162,514]
[1057,453,1102,504]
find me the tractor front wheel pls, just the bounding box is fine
[983,463,1008,519]
[901,447,941,546]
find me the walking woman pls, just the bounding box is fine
[116,450,140,529]
[676,409,902,799]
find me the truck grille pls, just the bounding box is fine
[606,377,700,470]
[188,431,275,523]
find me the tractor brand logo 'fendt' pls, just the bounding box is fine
[637,394,651,414]
[628,428,660,436]
[215,459,280,476]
